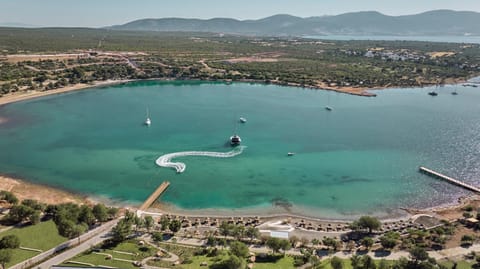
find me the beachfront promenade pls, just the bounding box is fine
[155,146,245,173]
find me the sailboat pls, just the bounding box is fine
[428,84,438,96]
[144,108,151,126]
[325,91,333,111]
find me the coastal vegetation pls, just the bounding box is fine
[1,28,479,98]
[0,190,119,267]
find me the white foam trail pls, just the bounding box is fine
[155,146,245,173]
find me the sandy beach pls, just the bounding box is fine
[0,175,88,205]
[0,79,134,107]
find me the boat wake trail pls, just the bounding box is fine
[155,146,245,173]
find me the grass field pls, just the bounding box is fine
[64,240,155,269]
[0,220,68,267]
[441,260,475,269]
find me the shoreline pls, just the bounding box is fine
[0,79,135,107]
[0,175,89,205]
[0,75,477,108]
[0,173,476,223]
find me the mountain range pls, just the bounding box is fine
[110,10,480,36]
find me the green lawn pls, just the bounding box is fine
[0,220,68,268]
[7,248,39,268]
[65,240,155,269]
[441,260,474,269]
[0,220,67,250]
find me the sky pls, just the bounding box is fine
[1,0,480,27]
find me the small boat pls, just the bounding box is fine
[239,117,247,123]
[144,108,151,126]
[230,135,241,146]
[428,91,438,96]
[287,152,295,156]
[325,106,333,111]
[451,89,458,95]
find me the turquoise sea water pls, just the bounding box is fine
[0,81,479,219]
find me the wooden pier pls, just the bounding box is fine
[419,166,480,193]
[139,181,170,211]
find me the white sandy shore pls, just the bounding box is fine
[0,79,134,107]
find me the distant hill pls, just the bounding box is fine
[110,10,480,36]
[0,22,39,28]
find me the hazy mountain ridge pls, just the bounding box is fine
[110,10,480,36]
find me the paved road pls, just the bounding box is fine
[35,219,120,269]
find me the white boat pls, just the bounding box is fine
[325,106,333,111]
[144,108,151,126]
[287,152,295,156]
[230,135,241,146]
[239,117,247,123]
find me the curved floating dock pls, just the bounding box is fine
[156,146,245,173]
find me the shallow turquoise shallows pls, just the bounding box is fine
[0,81,479,219]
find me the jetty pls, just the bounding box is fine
[419,166,480,193]
[139,181,170,211]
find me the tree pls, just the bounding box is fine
[159,216,170,231]
[331,256,343,269]
[323,237,341,251]
[280,238,291,254]
[72,223,88,242]
[168,219,181,234]
[0,191,18,205]
[30,211,41,225]
[92,204,108,222]
[229,241,249,258]
[0,235,20,249]
[134,216,144,232]
[79,205,96,226]
[380,235,398,250]
[362,255,377,269]
[351,255,362,269]
[219,221,233,238]
[379,259,389,269]
[266,237,282,254]
[212,254,245,269]
[245,226,259,242]
[266,237,290,254]
[152,232,163,242]
[352,216,381,233]
[0,249,12,269]
[461,235,475,247]
[232,225,245,240]
[144,216,154,231]
[361,237,374,250]
[7,205,35,223]
[409,246,429,263]
[112,219,132,243]
[21,199,45,211]
[107,207,119,219]
[57,218,77,238]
